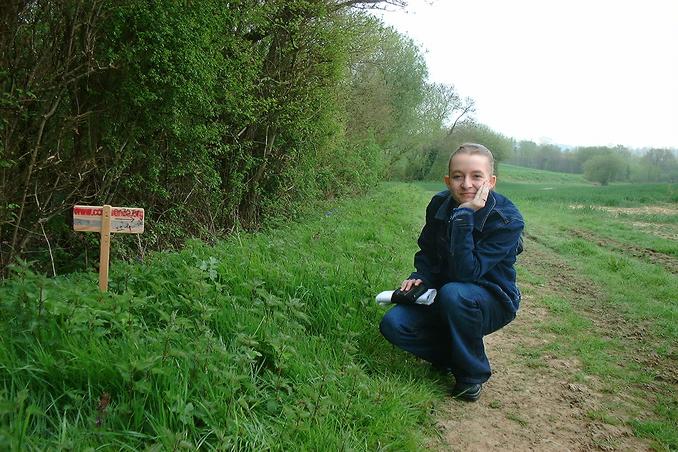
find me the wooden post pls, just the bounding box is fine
[99,205,112,292]
[73,204,144,293]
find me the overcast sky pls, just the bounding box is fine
[375,0,678,149]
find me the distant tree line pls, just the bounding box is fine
[1,0,478,275]
[509,141,678,185]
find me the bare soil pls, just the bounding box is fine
[568,204,678,217]
[430,238,655,451]
[567,228,678,275]
[630,221,678,242]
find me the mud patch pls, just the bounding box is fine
[432,299,649,451]
[567,228,678,274]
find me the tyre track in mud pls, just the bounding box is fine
[566,228,678,275]
[525,229,677,386]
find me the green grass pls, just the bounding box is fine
[499,180,678,206]
[1,163,676,450]
[498,163,588,184]
[506,412,529,427]
[0,184,445,451]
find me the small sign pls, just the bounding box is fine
[73,204,145,292]
[74,205,144,234]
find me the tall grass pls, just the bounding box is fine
[0,184,443,450]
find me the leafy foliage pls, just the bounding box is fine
[0,1,440,275]
[423,122,515,181]
[583,154,626,186]
[509,142,678,183]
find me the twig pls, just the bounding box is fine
[136,234,145,262]
[39,219,56,277]
[9,92,63,264]
[447,99,476,136]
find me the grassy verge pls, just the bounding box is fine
[0,183,444,450]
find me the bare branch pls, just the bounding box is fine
[331,0,406,12]
[447,98,476,136]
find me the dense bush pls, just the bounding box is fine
[2,0,441,276]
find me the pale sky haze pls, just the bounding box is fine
[376,0,678,149]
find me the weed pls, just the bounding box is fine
[506,412,529,427]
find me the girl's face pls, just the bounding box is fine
[444,153,497,205]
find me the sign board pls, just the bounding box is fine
[73,204,145,292]
[73,205,144,234]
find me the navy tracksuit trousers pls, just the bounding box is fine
[379,282,516,384]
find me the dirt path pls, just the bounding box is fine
[567,228,678,275]
[430,238,654,451]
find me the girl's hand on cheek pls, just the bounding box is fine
[459,181,490,212]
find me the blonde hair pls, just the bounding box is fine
[448,143,495,176]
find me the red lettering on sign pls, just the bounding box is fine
[74,207,103,216]
[74,206,143,219]
[111,208,144,219]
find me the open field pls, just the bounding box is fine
[1,165,676,450]
[499,175,677,450]
[498,163,588,184]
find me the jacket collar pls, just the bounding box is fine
[434,190,497,232]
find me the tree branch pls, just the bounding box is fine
[447,98,475,136]
[331,0,406,12]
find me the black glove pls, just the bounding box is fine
[391,284,428,305]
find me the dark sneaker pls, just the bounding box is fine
[450,382,482,402]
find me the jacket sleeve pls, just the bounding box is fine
[409,198,441,287]
[450,207,524,282]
